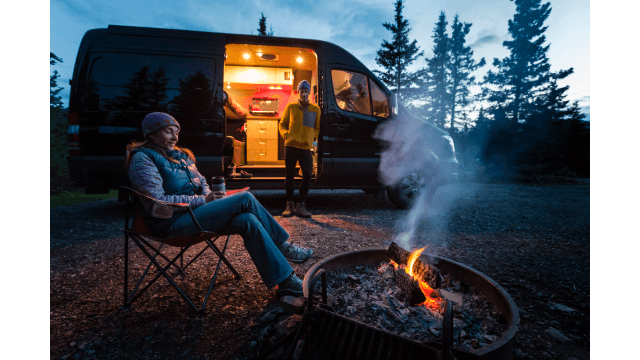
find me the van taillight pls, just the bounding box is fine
[68,112,81,156]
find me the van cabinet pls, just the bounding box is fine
[246,119,280,164]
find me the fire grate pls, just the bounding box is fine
[296,307,442,360]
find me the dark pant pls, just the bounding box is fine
[284,146,313,202]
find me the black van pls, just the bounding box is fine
[67,25,458,209]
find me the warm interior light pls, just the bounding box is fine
[243,53,250,59]
[297,57,303,63]
[256,52,262,57]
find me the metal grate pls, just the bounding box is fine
[300,309,441,360]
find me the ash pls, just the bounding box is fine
[318,263,508,352]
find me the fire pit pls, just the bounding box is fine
[271,245,519,360]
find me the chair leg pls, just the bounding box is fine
[129,235,200,312]
[205,236,242,279]
[201,235,235,312]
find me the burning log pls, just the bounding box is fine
[386,242,443,289]
[395,266,427,305]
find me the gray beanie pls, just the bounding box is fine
[141,112,180,138]
[297,80,311,92]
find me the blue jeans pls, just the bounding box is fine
[163,192,292,288]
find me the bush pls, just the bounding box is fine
[51,107,71,195]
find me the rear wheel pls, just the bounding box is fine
[386,170,437,209]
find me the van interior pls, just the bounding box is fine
[222,44,318,181]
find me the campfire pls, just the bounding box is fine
[257,243,518,360]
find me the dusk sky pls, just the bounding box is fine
[50,0,590,119]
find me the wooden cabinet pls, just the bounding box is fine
[225,66,292,85]
[246,119,280,163]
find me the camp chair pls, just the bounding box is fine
[120,186,241,313]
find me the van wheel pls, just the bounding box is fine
[386,171,437,209]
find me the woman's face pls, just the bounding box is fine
[148,125,179,150]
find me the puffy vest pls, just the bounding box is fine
[130,147,205,197]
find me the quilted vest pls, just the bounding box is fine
[130,147,203,196]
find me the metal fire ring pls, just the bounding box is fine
[303,248,520,360]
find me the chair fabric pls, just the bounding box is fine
[120,186,241,313]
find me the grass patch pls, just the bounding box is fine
[50,189,119,208]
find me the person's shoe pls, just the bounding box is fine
[275,273,303,297]
[278,241,313,264]
[282,201,295,217]
[295,202,312,218]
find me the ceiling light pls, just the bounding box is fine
[256,52,262,57]
[297,57,303,63]
[243,53,250,59]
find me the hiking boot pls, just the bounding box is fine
[278,241,313,264]
[295,202,312,218]
[275,273,303,297]
[282,201,295,217]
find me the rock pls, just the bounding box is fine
[60,355,70,360]
[513,348,527,359]
[260,326,271,338]
[260,311,272,323]
[78,342,87,351]
[550,320,560,326]
[540,351,553,359]
[280,296,304,315]
[548,301,578,314]
[64,331,73,336]
[545,327,571,342]
[250,341,257,349]
[459,330,467,339]
[439,289,462,305]
[470,339,479,348]
[69,342,76,348]
[275,314,302,339]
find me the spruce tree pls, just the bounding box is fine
[50,52,64,109]
[257,13,273,36]
[447,15,485,132]
[423,12,449,130]
[374,0,424,101]
[483,0,552,123]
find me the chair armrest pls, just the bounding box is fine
[120,187,190,208]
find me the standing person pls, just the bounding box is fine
[278,80,321,218]
[126,112,313,296]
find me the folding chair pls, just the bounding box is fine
[120,186,241,313]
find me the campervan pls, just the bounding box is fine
[67,25,458,208]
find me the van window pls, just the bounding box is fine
[331,70,371,116]
[369,79,389,118]
[86,54,215,113]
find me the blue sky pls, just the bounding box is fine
[50,0,590,119]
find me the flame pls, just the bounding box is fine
[390,260,399,269]
[405,247,440,309]
[406,247,425,277]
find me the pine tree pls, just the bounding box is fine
[50,52,64,109]
[374,0,424,100]
[447,15,485,132]
[257,13,273,36]
[423,12,449,130]
[483,0,552,123]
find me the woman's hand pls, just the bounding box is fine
[205,191,226,203]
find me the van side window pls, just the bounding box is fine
[369,79,389,118]
[331,70,371,116]
[86,54,215,113]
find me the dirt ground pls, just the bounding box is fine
[50,181,590,360]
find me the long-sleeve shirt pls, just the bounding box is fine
[278,101,321,150]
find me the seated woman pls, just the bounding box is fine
[125,112,313,296]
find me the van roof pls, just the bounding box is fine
[94,25,368,69]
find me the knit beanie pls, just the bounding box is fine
[141,112,180,138]
[297,80,311,93]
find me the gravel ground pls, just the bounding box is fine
[50,182,590,360]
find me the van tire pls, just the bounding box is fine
[386,170,437,209]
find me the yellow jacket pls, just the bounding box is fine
[278,101,321,150]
